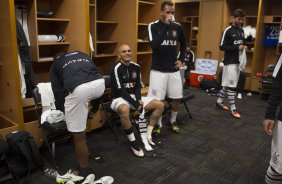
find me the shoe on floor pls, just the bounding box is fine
[94,176,114,184]
[216,102,229,111]
[171,122,180,134]
[131,146,144,157]
[231,109,241,119]
[237,93,242,99]
[152,125,161,136]
[147,138,156,146]
[65,181,75,184]
[82,174,95,184]
[56,170,84,184]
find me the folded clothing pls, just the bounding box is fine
[41,109,65,124]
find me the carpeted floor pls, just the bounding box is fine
[4,87,272,184]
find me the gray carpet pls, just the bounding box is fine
[5,87,272,184]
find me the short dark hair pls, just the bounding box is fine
[161,1,174,11]
[233,9,246,18]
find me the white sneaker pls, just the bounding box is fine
[247,92,252,96]
[237,93,242,99]
[94,176,114,184]
[82,174,95,184]
[65,181,75,184]
[56,170,84,184]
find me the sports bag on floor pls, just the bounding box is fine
[6,131,43,179]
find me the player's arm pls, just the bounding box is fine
[264,53,282,135]
[50,64,65,112]
[177,25,187,63]
[220,29,239,51]
[111,67,140,109]
[148,23,169,50]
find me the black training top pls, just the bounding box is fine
[220,25,245,65]
[110,61,142,109]
[265,53,282,121]
[50,51,102,112]
[148,20,186,72]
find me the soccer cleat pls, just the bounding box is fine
[94,176,114,184]
[56,170,84,184]
[237,93,242,99]
[131,146,144,157]
[171,122,180,134]
[216,102,229,111]
[81,174,95,184]
[152,125,161,136]
[231,109,241,119]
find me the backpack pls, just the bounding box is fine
[6,131,43,180]
[199,79,219,90]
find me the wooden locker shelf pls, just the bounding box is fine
[38,42,70,46]
[96,20,118,24]
[138,23,149,26]
[94,54,117,58]
[137,51,152,55]
[139,1,155,6]
[37,18,70,22]
[96,41,118,44]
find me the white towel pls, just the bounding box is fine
[239,49,247,71]
[41,109,65,124]
[37,83,56,111]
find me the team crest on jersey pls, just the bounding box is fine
[172,30,177,37]
[132,71,137,79]
[151,89,158,96]
[229,80,234,85]
[273,151,280,165]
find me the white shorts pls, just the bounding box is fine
[270,120,282,174]
[65,79,105,132]
[147,70,183,100]
[222,64,240,88]
[111,95,154,112]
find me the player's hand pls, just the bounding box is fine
[263,119,275,136]
[244,45,248,50]
[239,45,245,50]
[139,100,144,106]
[175,60,183,69]
[165,15,173,25]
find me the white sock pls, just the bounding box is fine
[170,111,178,124]
[158,116,163,128]
[127,133,135,142]
[141,133,153,151]
[147,125,154,139]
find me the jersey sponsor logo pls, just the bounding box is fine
[197,75,203,82]
[272,151,280,165]
[161,40,177,46]
[62,58,90,68]
[124,82,135,88]
[151,89,158,96]
[172,30,177,37]
[131,71,137,79]
[234,40,243,45]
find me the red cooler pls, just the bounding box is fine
[190,59,218,87]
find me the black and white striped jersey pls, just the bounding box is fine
[220,25,245,65]
[110,61,142,109]
[148,20,186,72]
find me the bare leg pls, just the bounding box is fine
[72,131,89,169]
[170,99,181,123]
[145,100,164,144]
